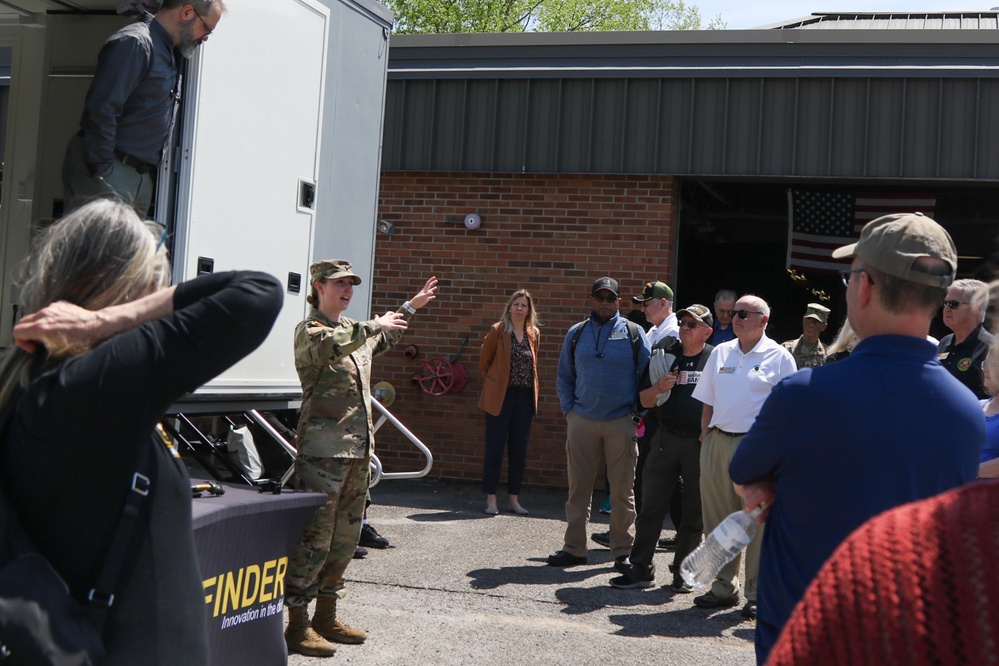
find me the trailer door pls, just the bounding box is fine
[170,0,329,399]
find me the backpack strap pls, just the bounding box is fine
[570,318,644,367]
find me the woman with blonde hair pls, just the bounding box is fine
[478,289,541,515]
[0,199,282,664]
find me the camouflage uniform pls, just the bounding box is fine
[781,337,828,369]
[285,304,410,606]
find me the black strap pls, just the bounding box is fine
[570,318,642,366]
[84,442,152,632]
[0,391,153,635]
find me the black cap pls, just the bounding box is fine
[591,277,619,297]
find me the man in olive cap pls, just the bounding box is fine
[781,303,831,369]
[729,212,984,664]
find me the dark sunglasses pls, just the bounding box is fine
[592,294,618,303]
[942,300,971,309]
[679,320,705,330]
[735,309,763,319]
[717,309,735,317]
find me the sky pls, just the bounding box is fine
[696,1,999,29]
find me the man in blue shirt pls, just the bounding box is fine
[63,0,225,216]
[709,289,737,346]
[730,212,985,664]
[549,277,651,570]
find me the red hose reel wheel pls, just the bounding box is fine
[416,356,468,396]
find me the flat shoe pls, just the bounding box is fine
[484,506,499,515]
[509,506,529,515]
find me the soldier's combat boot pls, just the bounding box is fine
[312,596,368,644]
[285,604,338,657]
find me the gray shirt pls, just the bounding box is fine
[80,15,177,172]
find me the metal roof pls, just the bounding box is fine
[384,28,999,181]
[763,11,999,30]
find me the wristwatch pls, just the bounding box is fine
[401,301,416,316]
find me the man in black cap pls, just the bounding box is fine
[549,277,651,571]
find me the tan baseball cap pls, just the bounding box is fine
[831,212,956,288]
[310,259,362,285]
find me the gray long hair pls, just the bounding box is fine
[0,200,170,407]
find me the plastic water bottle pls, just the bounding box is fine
[681,506,765,589]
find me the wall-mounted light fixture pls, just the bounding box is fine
[445,213,483,230]
[377,219,396,235]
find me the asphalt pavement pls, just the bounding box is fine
[286,478,756,665]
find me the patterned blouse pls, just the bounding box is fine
[509,332,534,388]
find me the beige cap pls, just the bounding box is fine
[804,303,831,323]
[831,212,956,288]
[310,259,361,285]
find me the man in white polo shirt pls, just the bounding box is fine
[690,294,796,619]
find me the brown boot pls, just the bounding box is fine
[312,596,367,644]
[285,604,338,657]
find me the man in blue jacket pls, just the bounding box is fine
[549,277,651,570]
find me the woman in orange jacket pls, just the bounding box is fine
[478,289,541,515]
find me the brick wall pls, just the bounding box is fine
[369,172,678,491]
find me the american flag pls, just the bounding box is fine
[786,191,937,274]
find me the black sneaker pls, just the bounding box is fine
[359,523,390,549]
[693,591,740,609]
[547,550,587,567]
[671,575,692,593]
[613,556,632,574]
[610,569,655,589]
[353,545,368,559]
[741,600,757,620]
[590,532,611,548]
[658,537,676,551]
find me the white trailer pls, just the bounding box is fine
[0,0,393,410]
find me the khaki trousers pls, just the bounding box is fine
[562,412,637,558]
[699,428,764,601]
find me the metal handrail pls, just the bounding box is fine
[246,400,432,489]
[369,398,433,488]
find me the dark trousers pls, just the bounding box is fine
[482,386,534,495]
[635,419,683,527]
[630,427,703,575]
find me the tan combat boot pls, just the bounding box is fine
[285,604,338,657]
[312,596,368,644]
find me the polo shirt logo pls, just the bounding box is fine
[958,357,973,372]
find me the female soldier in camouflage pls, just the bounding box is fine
[284,259,437,657]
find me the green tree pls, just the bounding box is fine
[388,0,725,34]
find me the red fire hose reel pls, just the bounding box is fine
[414,337,468,396]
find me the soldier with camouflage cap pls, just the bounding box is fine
[781,303,831,369]
[285,259,438,657]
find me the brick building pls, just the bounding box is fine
[369,15,999,489]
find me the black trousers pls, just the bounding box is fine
[482,386,534,495]
[635,418,683,527]
[630,427,703,574]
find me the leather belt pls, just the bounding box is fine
[113,149,156,174]
[714,427,747,438]
[661,423,701,438]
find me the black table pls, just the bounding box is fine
[192,482,326,665]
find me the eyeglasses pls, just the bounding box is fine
[192,6,214,36]
[841,268,876,288]
[942,300,971,309]
[592,294,618,303]
[734,309,764,319]
[717,309,735,317]
[679,320,705,330]
[639,301,657,309]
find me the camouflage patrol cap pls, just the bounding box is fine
[310,259,361,285]
[804,303,831,323]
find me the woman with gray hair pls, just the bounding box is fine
[0,199,282,664]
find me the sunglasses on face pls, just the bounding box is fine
[679,320,705,330]
[592,294,618,303]
[717,309,735,317]
[734,309,763,319]
[942,300,971,309]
